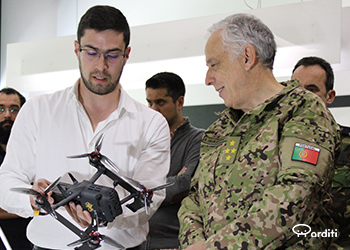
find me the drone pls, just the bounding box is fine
[11,134,173,250]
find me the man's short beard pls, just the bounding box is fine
[79,63,120,95]
[0,120,13,145]
[81,74,119,95]
[167,105,179,128]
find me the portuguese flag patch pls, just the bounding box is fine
[291,143,320,165]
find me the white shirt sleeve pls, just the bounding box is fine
[0,99,38,217]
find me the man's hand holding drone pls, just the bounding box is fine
[66,201,92,228]
[30,179,54,210]
[31,178,92,229]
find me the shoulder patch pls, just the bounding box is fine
[291,142,320,165]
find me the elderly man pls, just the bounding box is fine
[178,13,340,249]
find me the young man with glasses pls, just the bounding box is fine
[0,6,170,250]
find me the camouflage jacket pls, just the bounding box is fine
[330,125,350,249]
[333,126,350,188]
[178,80,341,249]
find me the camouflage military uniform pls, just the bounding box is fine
[178,80,341,249]
[330,126,350,249]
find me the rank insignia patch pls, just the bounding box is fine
[219,136,241,164]
[291,142,320,165]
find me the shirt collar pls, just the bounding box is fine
[117,85,139,114]
[69,79,139,116]
[68,79,80,102]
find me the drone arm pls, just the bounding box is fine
[103,169,154,214]
[119,192,138,205]
[53,192,80,210]
[104,169,137,194]
[88,167,105,184]
[55,211,86,237]
[51,211,102,250]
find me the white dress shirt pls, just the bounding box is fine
[0,81,170,249]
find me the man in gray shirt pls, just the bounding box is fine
[142,72,204,249]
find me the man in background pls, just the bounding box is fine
[292,56,350,249]
[0,87,31,250]
[142,72,204,249]
[0,88,26,163]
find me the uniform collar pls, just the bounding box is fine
[221,79,300,123]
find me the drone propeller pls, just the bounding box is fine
[95,133,104,152]
[67,152,120,173]
[149,182,175,192]
[67,232,125,249]
[67,153,91,159]
[67,134,104,160]
[142,182,174,215]
[67,237,92,248]
[120,176,174,215]
[67,211,125,249]
[11,187,41,196]
[67,134,120,173]
[11,176,62,218]
[120,175,174,193]
[99,234,125,249]
[100,155,120,173]
[45,176,62,193]
[115,175,146,192]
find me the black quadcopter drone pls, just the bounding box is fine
[11,134,172,250]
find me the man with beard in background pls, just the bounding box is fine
[143,72,204,249]
[0,87,31,250]
[0,88,26,162]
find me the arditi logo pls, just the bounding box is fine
[292,224,338,238]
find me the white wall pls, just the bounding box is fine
[2,0,350,126]
[1,0,58,86]
[1,0,318,87]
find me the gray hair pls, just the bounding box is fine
[208,13,276,70]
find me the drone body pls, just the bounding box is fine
[53,178,123,224]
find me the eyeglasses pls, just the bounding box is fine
[79,46,125,64]
[0,107,19,115]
